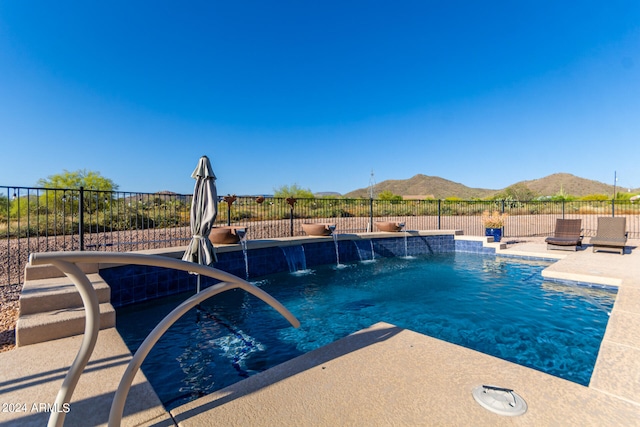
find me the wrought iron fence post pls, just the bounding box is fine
[286,197,296,237]
[437,199,441,230]
[79,187,85,251]
[223,195,237,226]
[562,200,565,219]
[500,199,506,236]
[290,208,294,236]
[369,198,374,232]
[612,199,615,217]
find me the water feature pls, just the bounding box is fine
[280,245,309,274]
[353,239,375,263]
[235,228,249,280]
[399,222,413,259]
[328,225,346,269]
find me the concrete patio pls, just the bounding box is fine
[1,237,638,426]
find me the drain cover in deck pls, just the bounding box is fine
[472,385,527,416]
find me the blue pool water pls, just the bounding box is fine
[116,252,616,410]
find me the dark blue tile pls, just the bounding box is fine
[106,234,468,307]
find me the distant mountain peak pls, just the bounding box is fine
[344,173,626,199]
[513,174,616,197]
[345,174,494,199]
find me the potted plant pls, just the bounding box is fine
[482,210,507,242]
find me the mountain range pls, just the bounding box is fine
[343,173,639,199]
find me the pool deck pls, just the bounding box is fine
[1,237,639,426]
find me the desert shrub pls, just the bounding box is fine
[527,204,540,214]
[337,209,354,217]
[577,205,609,214]
[0,195,8,221]
[492,184,538,202]
[615,203,640,215]
[109,210,155,230]
[580,194,610,201]
[230,209,254,221]
[615,192,635,201]
[378,190,402,201]
[9,223,43,238]
[146,212,184,228]
[9,196,38,219]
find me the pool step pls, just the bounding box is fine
[15,303,115,346]
[19,274,111,315]
[16,263,115,347]
[23,260,99,281]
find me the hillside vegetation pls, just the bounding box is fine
[344,173,639,199]
[513,173,617,197]
[345,174,495,199]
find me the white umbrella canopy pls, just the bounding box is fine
[182,156,218,287]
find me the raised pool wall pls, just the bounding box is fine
[101,230,497,308]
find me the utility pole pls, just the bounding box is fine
[368,170,376,199]
[612,171,618,217]
[368,170,376,232]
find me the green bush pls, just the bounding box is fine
[580,194,610,201]
[0,195,8,221]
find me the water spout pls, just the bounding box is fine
[328,225,346,269]
[280,246,310,274]
[353,239,375,263]
[399,223,414,259]
[235,228,249,280]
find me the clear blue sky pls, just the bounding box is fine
[1,1,639,196]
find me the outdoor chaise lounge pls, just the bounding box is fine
[545,219,583,251]
[590,217,628,255]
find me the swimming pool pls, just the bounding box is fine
[116,252,615,410]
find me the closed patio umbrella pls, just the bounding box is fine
[182,155,218,292]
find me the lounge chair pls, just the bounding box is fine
[545,219,583,251]
[590,217,628,255]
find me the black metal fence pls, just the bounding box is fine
[2,185,639,287]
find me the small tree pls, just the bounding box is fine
[38,169,118,191]
[550,188,576,202]
[378,190,402,201]
[273,184,314,199]
[37,169,119,214]
[493,183,538,202]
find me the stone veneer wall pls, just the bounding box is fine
[102,234,491,308]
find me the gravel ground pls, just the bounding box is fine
[0,234,549,353]
[0,285,21,353]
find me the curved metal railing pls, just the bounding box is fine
[28,251,300,427]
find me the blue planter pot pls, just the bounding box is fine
[485,228,502,242]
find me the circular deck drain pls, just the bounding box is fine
[472,385,527,416]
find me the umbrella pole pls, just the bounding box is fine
[197,244,202,293]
